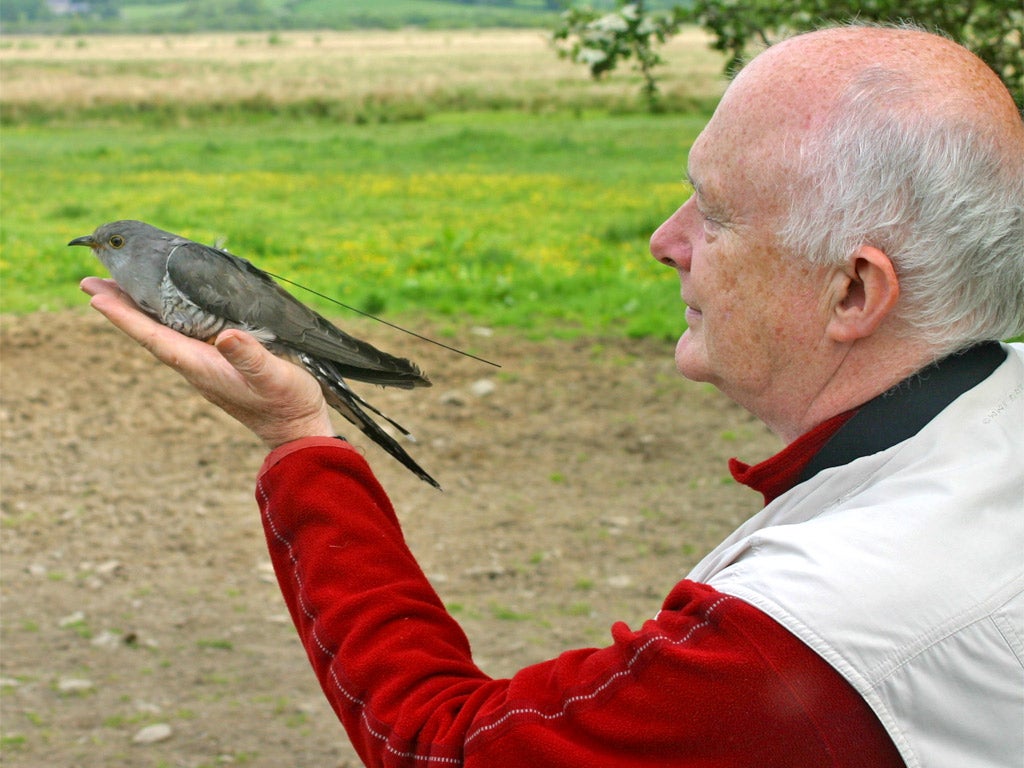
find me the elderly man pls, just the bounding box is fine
[82,24,1023,768]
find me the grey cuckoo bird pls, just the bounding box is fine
[70,219,440,489]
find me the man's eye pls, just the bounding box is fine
[700,211,721,239]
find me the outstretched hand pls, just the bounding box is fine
[81,277,335,449]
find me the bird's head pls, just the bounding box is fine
[69,220,179,310]
[69,220,156,265]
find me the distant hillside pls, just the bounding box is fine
[4,0,684,34]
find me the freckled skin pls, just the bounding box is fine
[650,26,1023,442]
[650,115,833,422]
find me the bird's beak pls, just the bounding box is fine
[68,234,97,248]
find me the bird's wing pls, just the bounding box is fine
[165,240,430,388]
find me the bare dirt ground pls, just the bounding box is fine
[0,308,779,767]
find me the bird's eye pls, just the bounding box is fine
[109,235,126,249]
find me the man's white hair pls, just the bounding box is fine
[780,65,1024,356]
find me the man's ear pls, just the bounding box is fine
[826,245,901,343]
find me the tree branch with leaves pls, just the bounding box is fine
[551,1,686,111]
[689,0,1022,109]
[552,0,1022,110]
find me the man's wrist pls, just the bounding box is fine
[260,415,337,450]
[258,436,362,479]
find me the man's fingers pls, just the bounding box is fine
[80,276,109,296]
[83,277,152,330]
[80,276,121,297]
[81,277,333,446]
[84,280,220,374]
[83,278,265,387]
[88,292,171,353]
[88,291,159,340]
[215,330,269,379]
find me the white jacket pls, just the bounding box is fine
[688,343,1024,768]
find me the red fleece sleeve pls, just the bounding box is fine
[256,440,904,768]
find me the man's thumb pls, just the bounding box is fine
[215,330,265,377]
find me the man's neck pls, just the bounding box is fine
[733,341,1007,503]
[767,338,939,444]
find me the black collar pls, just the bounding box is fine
[799,342,1007,484]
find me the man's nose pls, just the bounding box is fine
[649,200,693,270]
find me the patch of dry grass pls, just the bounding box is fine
[0,28,727,118]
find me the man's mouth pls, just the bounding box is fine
[680,286,702,323]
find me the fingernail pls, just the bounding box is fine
[217,334,240,355]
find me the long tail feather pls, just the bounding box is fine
[302,355,441,490]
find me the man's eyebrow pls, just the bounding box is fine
[684,168,733,222]
[684,170,715,210]
[685,169,716,209]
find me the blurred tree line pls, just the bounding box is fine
[0,0,562,31]
[553,0,1024,110]
[2,0,117,22]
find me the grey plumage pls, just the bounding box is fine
[70,219,440,489]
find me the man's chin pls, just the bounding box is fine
[674,332,711,383]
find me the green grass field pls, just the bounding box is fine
[0,110,707,339]
[0,29,724,338]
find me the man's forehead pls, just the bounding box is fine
[684,160,703,193]
[684,118,796,224]
[683,132,714,191]
[684,125,751,194]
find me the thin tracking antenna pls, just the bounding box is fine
[264,270,501,368]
